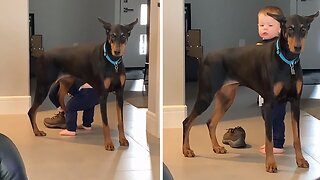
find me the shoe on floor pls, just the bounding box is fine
[43,112,66,129]
[59,129,76,136]
[259,145,284,154]
[77,124,92,130]
[222,126,246,148]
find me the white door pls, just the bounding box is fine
[120,0,148,68]
[297,0,320,69]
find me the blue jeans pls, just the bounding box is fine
[273,102,286,148]
[48,83,99,131]
[65,88,99,131]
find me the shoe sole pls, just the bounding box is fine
[43,121,66,129]
[222,137,246,148]
[77,125,92,130]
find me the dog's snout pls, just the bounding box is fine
[114,51,120,55]
[294,46,301,52]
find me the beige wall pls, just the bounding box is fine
[185,0,290,55]
[163,0,187,128]
[147,0,161,138]
[29,0,115,50]
[0,0,30,114]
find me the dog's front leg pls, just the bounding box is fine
[290,99,309,168]
[261,102,277,173]
[100,92,115,151]
[115,89,129,146]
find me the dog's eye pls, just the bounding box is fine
[301,27,306,33]
[288,27,294,31]
[121,34,126,39]
[111,34,117,39]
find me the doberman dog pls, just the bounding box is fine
[28,18,138,151]
[182,12,319,173]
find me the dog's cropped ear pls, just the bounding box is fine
[125,18,139,36]
[267,12,286,25]
[98,17,112,33]
[305,11,319,29]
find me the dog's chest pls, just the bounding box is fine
[103,66,126,92]
[275,76,302,101]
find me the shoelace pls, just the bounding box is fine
[226,126,242,133]
[226,128,235,133]
[51,113,64,120]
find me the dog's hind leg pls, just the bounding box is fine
[28,82,51,136]
[290,99,309,168]
[183,61,226,157]
[183,86,214,157]
[207,83,239,154]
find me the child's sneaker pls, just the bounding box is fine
[222,126,246,148]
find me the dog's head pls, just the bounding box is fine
[268,11,319,54]
[98,18,138,57]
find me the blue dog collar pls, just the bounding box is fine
[276,39,300,75]
[276,39,299,65]
[103,43,122,72]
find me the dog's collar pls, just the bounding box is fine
[276,39,300,75]
[103,43,122,72]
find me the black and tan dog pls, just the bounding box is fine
[28,18,138,151]
[183,12,319,173]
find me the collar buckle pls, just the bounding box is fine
[103,43,122,72]
[275,39,300,75]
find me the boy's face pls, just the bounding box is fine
[258,13,281,40]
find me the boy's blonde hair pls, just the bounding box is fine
[258,6,284,16]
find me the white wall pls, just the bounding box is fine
[147,0,161,138]
[163,0,187,128]
[0,0,30,114]
[29,0,115,50]
[185,0,290,55]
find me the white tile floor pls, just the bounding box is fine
[2,81,320,180]
[0,100,159,180]
[164,84,320,180]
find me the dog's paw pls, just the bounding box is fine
[266,162,278,173]
[297,158,309,168]
[183,148,195,157]
[105,143,115,151]
[213,146,227,154]
[34,130,47,136]
[119,138,129,146]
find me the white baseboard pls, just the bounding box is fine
[163,105,187,128]
[146,110,160,138]
[0,96,31,114]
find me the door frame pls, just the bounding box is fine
[115,0,150,69]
